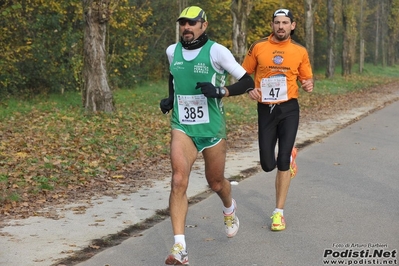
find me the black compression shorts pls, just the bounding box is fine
[257,99,299,172]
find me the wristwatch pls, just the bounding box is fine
[218,87,226,98]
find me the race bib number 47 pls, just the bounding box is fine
[260,75,288,103]
[177,94,210,125]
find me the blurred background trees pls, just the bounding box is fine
[1,0,398,98]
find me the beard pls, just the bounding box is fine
[274,30,290,41]
[182,30,195,42]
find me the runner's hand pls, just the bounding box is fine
[195,82,225,98]
[301,79,314,92]
[160,98,173,114]
[248,88,261,101]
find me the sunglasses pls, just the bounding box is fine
[178,19,200,26]
[274,9,290,16]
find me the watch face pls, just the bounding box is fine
[221,89,226,94]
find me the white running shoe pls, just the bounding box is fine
[224,199,239,238]
[165,243,189,265]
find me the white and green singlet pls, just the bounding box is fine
[170,41,227,138]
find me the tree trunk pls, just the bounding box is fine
[381,0,387,67]
[341,0,357,76]
[374,2,380,66]
[176,0,188,43]
[304,0,315,70]
[230,0,253,84]
[359,39,365,72]
[387,0,398,66]
[82,0,115,113]
[326,0,335,78]
[359,0,364,73]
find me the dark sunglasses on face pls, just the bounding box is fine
[178,19,199,26]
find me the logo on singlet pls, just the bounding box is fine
[194,62,209,74]
[273,55,284,65]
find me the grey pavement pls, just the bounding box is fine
[76,100,399,266]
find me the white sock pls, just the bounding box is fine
[274,208,284,216]
[223,199,235,214]
[174,235,186,249]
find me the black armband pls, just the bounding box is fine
[226,73,254,96]
[168,73,175,99]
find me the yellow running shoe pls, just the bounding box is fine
[270,212,286,231]
[290,147,298,178]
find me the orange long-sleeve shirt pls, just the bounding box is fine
[242,33,313,104]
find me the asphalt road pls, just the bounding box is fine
[76,100,399,266]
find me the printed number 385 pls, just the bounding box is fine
[184,106,204,119]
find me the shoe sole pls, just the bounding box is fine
[271,226,286,231]
[165,256,189,265]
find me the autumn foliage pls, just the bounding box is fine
[2,0,399,96]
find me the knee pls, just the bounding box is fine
[261,161,276,172]
[207,178,224,193]
[259,151,276,172]
[261,165,276,172]
[171,173,189,192]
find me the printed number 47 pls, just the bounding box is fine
[269,87,280,98]
[269,88,280,98]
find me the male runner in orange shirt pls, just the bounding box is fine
[242,8,313,231]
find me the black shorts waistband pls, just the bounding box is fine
[259,98,298,107]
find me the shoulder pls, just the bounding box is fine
[209,42,235,62]
[289,40,307,52]
[247,37,269,56]
[166,43,178,55]
[166,43,179,64]
[209,42,230,54]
